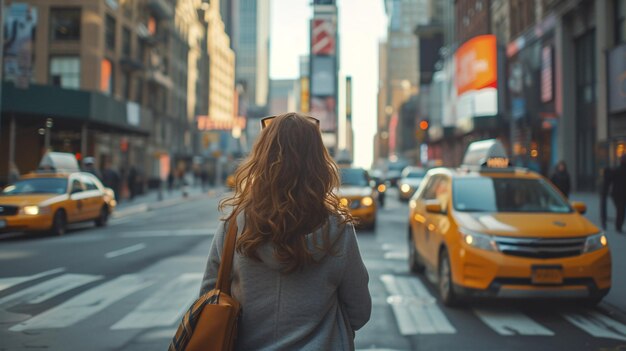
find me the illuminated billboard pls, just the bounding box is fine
[455,35,498,120]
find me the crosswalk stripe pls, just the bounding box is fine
[0,268,65,293]
[0,273,101,308]
[110,273,202,330]
[9,275,153,331]
[563,311,626,341]
[473,308,554,336]
[120,229,214,238]
[381,274,456,335]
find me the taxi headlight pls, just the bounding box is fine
[582,233,608,253]
[340,198,349,207]
[461,230,499,252]
[362,196,374,207]
[23,205,47,215]
[377,184,386,193]
[400,184,411,193]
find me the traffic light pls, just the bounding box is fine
[419,120,429,131]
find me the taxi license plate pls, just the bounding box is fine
[0,220,6,229]
[532,266,563,285]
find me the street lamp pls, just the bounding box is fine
[41,118,54,151]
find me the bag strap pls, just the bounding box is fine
[215,217,238,295]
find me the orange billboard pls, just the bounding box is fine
[455,35,497,96]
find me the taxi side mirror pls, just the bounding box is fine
[571,201,587,214]
[425,200,444,214]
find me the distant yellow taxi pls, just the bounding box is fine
[338,167,377,229]
[398,166,426,201]
[0,153,116,236]
[408,140,610,305]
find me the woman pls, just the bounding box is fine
[200,113,371,350]
[550,160,571,198]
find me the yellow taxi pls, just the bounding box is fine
[0,153,116,236]
[408,140,610,306]
[338,167,377,229]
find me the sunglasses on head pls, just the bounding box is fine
[261,115,320,129]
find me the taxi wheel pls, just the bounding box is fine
[50,210,67,237]
[439,249,461,307]
[408,227,424,274]
[95,206,109,227]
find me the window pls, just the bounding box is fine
[82,176,99,191]
[70,179,85,194]
[50,8,81,41]
[122,27,131,57]
[50,56,80,89]
[122,72,131,100]
[101,59,114,95]
[105,14,116,51]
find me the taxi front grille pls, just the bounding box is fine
[494,236,586,259]
[0,205,19,216]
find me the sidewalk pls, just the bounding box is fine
[570,192,625,315]
[112,185,225,219]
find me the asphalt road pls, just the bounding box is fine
[0,189,625,350]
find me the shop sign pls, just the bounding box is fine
[608,44,626,114]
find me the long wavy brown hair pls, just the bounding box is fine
[220,112,352,272]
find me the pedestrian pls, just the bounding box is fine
[610,155,626,233]
[101,160,121,201]
[82,157,102,180]
[550,160,571,198]
[167,170,175,192]
[199,113,371,350]
[127,166,137,200]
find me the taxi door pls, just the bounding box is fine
[413,175,442,269]
[81,175,103,220]
[427,176,451,268]
[68,177,89,222]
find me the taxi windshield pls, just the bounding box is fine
[340,168,369,187]
[2,178,68,195]
[453,177,571,213]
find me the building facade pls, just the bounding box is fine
[0,0,229,191]
[229,0,270,109]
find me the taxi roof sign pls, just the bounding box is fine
[38,152,81,173]
[461,139,511,169]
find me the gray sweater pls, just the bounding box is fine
[200,213,371,351]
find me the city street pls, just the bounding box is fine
[0,188,625,351]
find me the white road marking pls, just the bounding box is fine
[105,243,147,258]
[474,308,554,336]
[0,273,101,308]
[110,273,202,330]
[10,275,153,331]
[120,229,214,238]
[0,268,65,292]
[563,311,626,341]
[381,274,456,335]
[383,250,409,260]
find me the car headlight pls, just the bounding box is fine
[23,206,40,215]
[340,198,349,207]
[461,230,499,252]
[377,184,386,193]
[582,233,608,253]
[362,196,374,207]
[401,184,411,193]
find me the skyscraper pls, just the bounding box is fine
[229,0,270,109]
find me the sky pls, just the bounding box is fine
[269,0,388,169]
